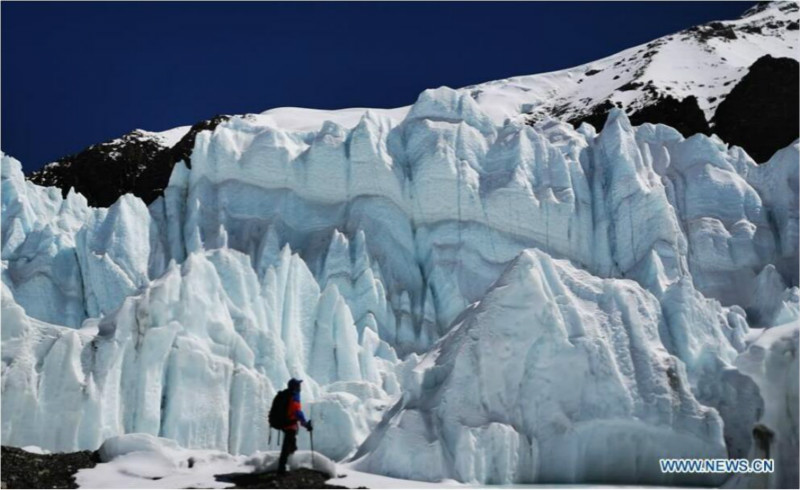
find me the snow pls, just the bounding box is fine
[180,100,795,340]
[246,450,337,477]
[465,1,798,125]
[102,126,192,152]
[1,154,97,327]
[77,432,457,490]
[332,463,464,488]
[150,125,192,147]
[256,106,410,132]
[20,445,50,455]
[75,433,337,489]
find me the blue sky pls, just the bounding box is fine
[2,1,752,172]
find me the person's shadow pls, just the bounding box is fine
[214,467,349,488]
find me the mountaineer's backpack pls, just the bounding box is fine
[268,389,291,429]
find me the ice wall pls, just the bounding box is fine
[158,94,799,350]
[735,322,799,488]
[2,85,798,483]
[4,91,797,352]
[353,249,728,485]
[1,246,398,458]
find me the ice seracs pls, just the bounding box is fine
[143,92,796,350]
[3,88,798,477]
[734,322,799,488]
[353,249,728,485]
[1,243,398,459]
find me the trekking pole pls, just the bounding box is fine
[309,406,315,470]
[310,426,315,470]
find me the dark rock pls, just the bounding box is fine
[618,81,643,91]
[566,100,616,132]
[628,95,710,137]
[215,468,351,489]
[566,94,710,139]
[1,446,355,489]
[563,56,798,161]
[29,115,229,207]
[1,446,100,489]
[742,2,773,18]
[688,21,738,43]
[29,131,164,208]
[712,55,799,163]
[170,115,230,170]
[741,24,764,35]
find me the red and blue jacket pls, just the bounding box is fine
[286,391,308,431]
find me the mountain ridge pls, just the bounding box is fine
[26,1,799,207]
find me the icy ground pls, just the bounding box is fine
[74,433,338,489]
[74,432,459,489]
[2,3,799,486]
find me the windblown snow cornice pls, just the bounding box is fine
[26,1,799,207]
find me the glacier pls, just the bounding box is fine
[735,322,800,489]
[2,81,798,485]
[1,245,398,458]
[353,249,729,485]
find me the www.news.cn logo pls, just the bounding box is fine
[660,459,775,474]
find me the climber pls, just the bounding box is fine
[271,378,313,475]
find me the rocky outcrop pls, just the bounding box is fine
[0,446,99,489]
[568,94,710,140]
[565,55,799,163]
[712,55,799,162]
[29,115,229,207]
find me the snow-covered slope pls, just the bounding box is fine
[468,1,798,125]
[2,2,799,486]
[250,2,799,137]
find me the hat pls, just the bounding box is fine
[287,378,303,390]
